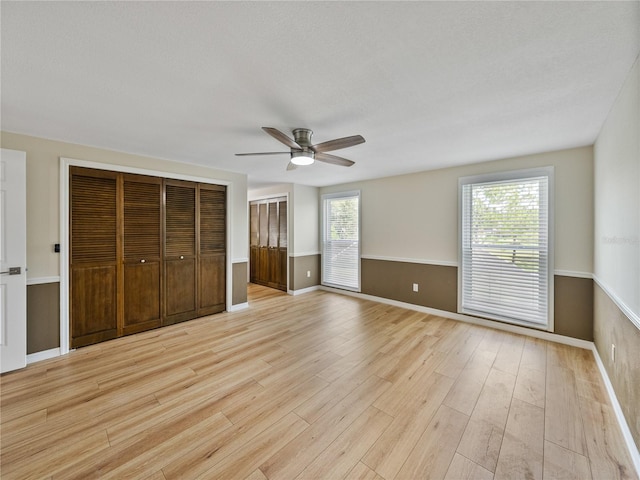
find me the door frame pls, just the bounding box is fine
[60,157,234,355]
[247,192,290,293]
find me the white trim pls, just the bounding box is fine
[554,270,593,279]
[289,252,321,258]
[227,302,249,312]
[27,348,61,364]
[288,285,321,296]
[361,255,458,268]
[60,157,236,355]
[27,276,61,286]
[232,258,249,264]
[591,344,640,477]
[593,275,640,331]
[320,286,592,350]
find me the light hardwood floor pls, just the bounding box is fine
[1,284,636,479]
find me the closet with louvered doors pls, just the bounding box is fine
[69,167,227,348]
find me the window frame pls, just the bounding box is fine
[321,190,361,292]
[458,167,555,331]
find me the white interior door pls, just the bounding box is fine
[0,149,27,373]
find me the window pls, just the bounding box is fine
[322,191,360,291]
[459,168,553,329]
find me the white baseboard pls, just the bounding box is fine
[320,286,592,350]
[228,302,249,312]
[26,348,61,364]
[591,345,640,477]
[288,285,321,296]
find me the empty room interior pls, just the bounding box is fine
[1,2,639,479]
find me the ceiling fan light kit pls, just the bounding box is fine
[291,151,315,165]
[236,127,365,169]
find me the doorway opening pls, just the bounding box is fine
[249,196,288,292]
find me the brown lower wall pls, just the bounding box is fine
[26,282,60,354]
[594,283,640,449]
[361,259,457,312]
[289,255,321,291]
[360,258,593,341]
[232,262,248,305]
[554,275,593,341]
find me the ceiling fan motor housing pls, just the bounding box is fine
[292,128,313,148]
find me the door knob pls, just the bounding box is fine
[140,259,146,263]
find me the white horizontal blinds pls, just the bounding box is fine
[461,175,549,326]
[322,192,360,291]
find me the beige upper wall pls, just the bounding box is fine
[1,132,248,279]
[320,146,594,274]
[292,184,319,256]
[594,56,640,325]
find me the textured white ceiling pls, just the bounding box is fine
[2,1,639,188]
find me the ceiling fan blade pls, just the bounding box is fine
[235,152,291,156]
[286,162,298,171]
[311,135,365,153]
[262,127,300,149]
[315,152,355,167]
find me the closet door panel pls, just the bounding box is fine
[123,262,161,334]
[71,266,117,347]
[164,181,197,324]
[123,175,162,334]
[199,254,225,314]
[199,186,226,315]
[165,258,197,319]
[70,168,118,348]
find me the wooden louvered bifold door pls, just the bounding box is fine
[164,180,197,325]
[122,174,162,335]
[198,185,226,316]
[70,168,119,348]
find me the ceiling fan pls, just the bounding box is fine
[236,127,365,170]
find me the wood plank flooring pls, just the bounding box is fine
[1,284,636,479]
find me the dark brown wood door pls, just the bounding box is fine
[122,174,162,335]
[70,168,118,348]
[198,185,226,315]
[164,181,197,324]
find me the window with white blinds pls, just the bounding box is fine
[459,168,553,329]
[322,191,360,291]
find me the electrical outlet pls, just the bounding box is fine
[306,270,311,278]
[611,344,616,363]
[412,283,419,292]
